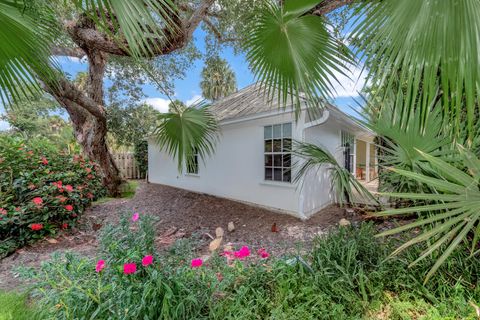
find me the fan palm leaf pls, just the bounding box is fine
[353,0,480,141]
[0,0,57,104]
[376,146,480,283]
[244,0,353,118]
[294,141,377,206]
[153,101,219,172]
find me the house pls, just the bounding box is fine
[148,84,377,220]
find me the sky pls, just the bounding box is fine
[0,27,366,131]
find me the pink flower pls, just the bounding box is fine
[234,246,250,259]
[131,213,139,222]
[142,255,154,267]
[65,185,74,192]
[191,258,203,268]
[0,208,6,215]
[32,197,43,205]
[30,223,43,231]
[95,260,105,273]
[64,205,74,211]
[258,248,270,259]
[123,263,137,274]
[41,157,48,165]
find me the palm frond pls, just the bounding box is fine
[294,141,377,206]
[73,0,179,58]
[376,146,480,283]
[0,0,57,105]
[353,0,480,140]
[153,101,219,172]
[244,0,354,118]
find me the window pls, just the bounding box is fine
[341,131,355,173]
[186,149,199,174]
[264,123,292,182]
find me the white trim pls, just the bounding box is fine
[220,108,296,126]
[259,180,296,189]
[303,110,330,128]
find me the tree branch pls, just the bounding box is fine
[312,0,355,16]
[202,17,238,43]
[51,46,86,58]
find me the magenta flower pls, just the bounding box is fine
[123,263,137,274]
[234,246,250,259]
[95,260,105,273]
[142,255,154,267]
[258,248,270,259]
[131,213,139,222]
[191,258,203,268]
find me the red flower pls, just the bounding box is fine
[57,180,63,187]
[85,167,92,174]
[123,263,137,274]
[0,208,6,215]
[32,197,43,205]
[96,260,106,273]
[86,192,94,199]
[65,185,74,192]
[30,223,43,231]
[142,255,154,267]
[191,258,203,268]
[87,174,94,180]
[14,207,21,212]
[64,205,74,211]
[56,195,67,203]
[41,157,48,165]
[61,223,68,229]
[258,248,270,259]
[234,246,250,260]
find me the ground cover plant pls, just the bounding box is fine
[0,136,105,257]
[18,213,480,319]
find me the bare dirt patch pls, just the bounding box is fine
[0,182,354,291]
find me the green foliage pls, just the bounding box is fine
[153,101,219,172]
[200,56,237,101]
[0,291,41,320]
[0,136,105,258]
[244,0,353,117]
[134,140,148,178]
[294,141,376,206]
[20,218,480,319]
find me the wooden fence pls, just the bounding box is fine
[113,153,142,179]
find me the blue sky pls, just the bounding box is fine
[0,27,365,130]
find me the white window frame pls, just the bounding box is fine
[264,123,292,183]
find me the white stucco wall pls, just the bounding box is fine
[148,112,303,216]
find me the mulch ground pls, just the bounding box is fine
[0,181,359,291]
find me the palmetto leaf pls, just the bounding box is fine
[353,0,480,140]
[153,101,219,172]
[294,141,377,206]
[244,0,353,118]
[376,146,480,282]
[73,0,179,57]
[0,0,57,104]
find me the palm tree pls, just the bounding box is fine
[200,56,237,101]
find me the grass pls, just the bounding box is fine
[0,291,40,320]
[93,180,139,204]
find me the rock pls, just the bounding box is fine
[46,238,58,244]
[209,238,223,252]
[227,222,235,232]
[215,227,224,238]
[345,208,355,216]
[339,218,351,227]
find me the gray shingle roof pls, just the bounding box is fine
[208,84,297,122]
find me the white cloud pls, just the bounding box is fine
[143,97,171,113]
[0,120,10,131]
[330,63,368,98]
[186,94,202,106]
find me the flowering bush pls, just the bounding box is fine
[0,136,105,257]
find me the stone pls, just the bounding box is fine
[209,238,222,252]
[215,227,224,238]
[227,222,235,232]
[339,218,351,227]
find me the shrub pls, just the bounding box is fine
[0,291,41,320]
[0,136,105,257]
[19,215,480,319]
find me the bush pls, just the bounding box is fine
[134,140,148,179]
[19,215,480,319]
[0,136,105,257]
[0,291,41,320]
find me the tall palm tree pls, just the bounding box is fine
[200,56,237,101]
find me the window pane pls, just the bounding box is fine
[282,138,292,152]
[273,154,282,167]
[283,123,292,138]
[273,124,282,138]
[265,155,272,167]
[265,140,272,152]
[273,168,282,181]
[283,168,291,182]
[273,139,282,152]
[264,126,272,139]
[283,154,291,167]
[265,167,273,180]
